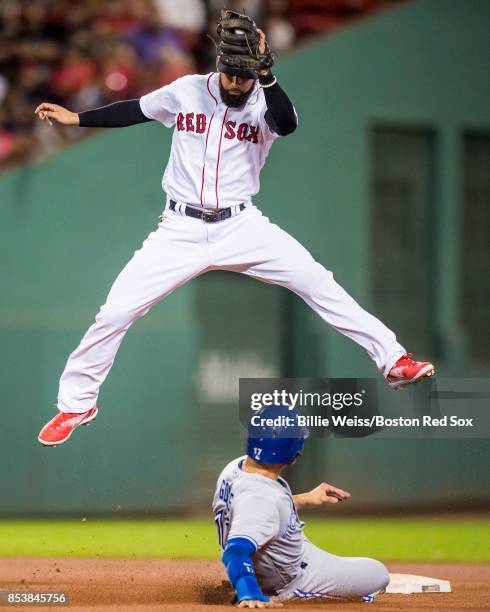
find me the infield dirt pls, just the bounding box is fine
[0,558,488,611]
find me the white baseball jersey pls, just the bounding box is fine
[213,455,306,593]
[139,73,279,208]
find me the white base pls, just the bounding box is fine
[386,573,451,594]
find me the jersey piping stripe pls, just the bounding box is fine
[200,73,218,208]
[293,589,342,600]
[215,107,229,208]
[227,535,258,552]
[199,111,215,207]
[206,72,218,105]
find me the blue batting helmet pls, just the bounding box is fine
[246,405,309,465]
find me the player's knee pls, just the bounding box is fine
[96,304,134,328]
[366,559,390,592]
[288,262,332,296]
[339,558,389,598]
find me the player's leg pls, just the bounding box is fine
[213,207,415,378]
[58,212,209,413]
[39,211,209,444]
[275,541,389,602]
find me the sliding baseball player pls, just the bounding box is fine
[213,404,389,607]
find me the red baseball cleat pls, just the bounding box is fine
[38,405,98,446]
[387,353,435,389]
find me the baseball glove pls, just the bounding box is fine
[216,9,274,77]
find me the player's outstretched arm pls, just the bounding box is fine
[293,482,351,509]
[35,100,152,129]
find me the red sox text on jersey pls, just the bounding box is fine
[176,112,260,144]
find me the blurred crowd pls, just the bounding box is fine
[0,0,401,170]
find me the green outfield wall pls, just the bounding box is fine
[1,0,489,514]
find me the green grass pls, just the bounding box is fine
[1,518,488,562]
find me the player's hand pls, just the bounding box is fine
[295,483,351,508]
[256,28,271,77]
[256,28,267,55]
[237,599,283,608]
[34,102,80,127]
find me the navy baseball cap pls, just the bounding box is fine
[217,57,258,80]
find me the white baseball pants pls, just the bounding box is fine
[58,204,405,413]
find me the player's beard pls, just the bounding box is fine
[219,80,255,108]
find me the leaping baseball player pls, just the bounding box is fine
[213,404,390,608]
[36,10,434,447]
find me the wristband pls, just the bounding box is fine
[259,72,277,87]
[236,576,270,603]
